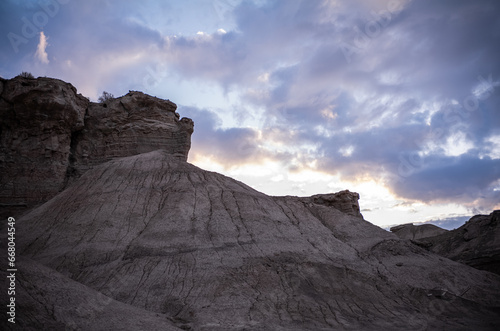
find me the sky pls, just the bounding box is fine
[1,0,499,229]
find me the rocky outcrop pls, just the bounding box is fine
[7,150,500,330]
[414,211,500,275]
[0,76,193,219]
[69,91,193,178]
[390,223,448,240]
[0,76,88,218]
[306,190,363,218]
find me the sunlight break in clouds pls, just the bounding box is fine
[1,0,499,228]
[35,31,49,64]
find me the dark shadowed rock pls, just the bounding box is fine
[390,223,448,240]
[10,150,500,330]
[0,76,88,218]
[0,77,193,219]
[414,211,500,275]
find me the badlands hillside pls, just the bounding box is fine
[1,76,500,330]
[391,211,500,276]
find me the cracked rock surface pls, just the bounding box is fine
[0,257,182,330]
[8,150,500,330]
[414,211,500,276]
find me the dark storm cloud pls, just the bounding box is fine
[391,154,500,206]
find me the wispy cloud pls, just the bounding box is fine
[35,31,49,64]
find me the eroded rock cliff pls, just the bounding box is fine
[0,76,88,217]
[0,76,193,219]
[69,90,193,178]
[307,190,363,218]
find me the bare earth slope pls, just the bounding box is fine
[11,150,500,330]
[0,257,182,331]
[415,211,500,276]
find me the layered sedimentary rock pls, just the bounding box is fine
[0,76,193,218]
[306,190,363,218]
[8,150,500,330]
[414,211,500,275]
[0,76,88,218]
[390,223,448,240]
[69,91,193,178]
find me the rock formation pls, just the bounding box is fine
[0,76,87,218]
[1,77,500,330]
[69,90,193,178]
[307,190,363,218]
[390,223,448,240]
[0,76,193,219]
[412,211,500,276]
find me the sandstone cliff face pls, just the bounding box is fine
[9,150,500,330]
[0,77,193,218]
[69,91,193,178]
[0,76,88,217]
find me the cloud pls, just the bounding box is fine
[390,154,500,209]
[157,0,500,212]
[35,31,49,64]
[1,0,499,214]
[421,216,471,231]
[180,106,269,166]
